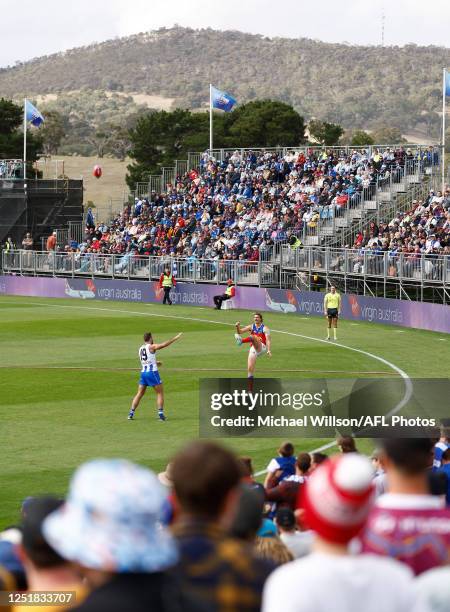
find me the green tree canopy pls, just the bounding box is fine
[126,100,306,187]
[350,130,375,146]
[308,120,344,146]
[225,100,306,148]
[0,98,42,164]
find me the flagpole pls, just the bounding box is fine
[23,98,27,180]
[209,83,213,154]
[442,69,446,193]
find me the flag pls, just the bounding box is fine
[446,70,450,97]
[25,100,44,126]
[211,86,237,112]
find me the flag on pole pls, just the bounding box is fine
[25,100,44,126]
[211,86,237,112]
[445,70,450,97]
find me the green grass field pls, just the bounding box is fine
[1,295,449,529]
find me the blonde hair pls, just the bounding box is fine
[254,536,294,566]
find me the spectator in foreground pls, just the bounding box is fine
[437,449,450,506]
[42,458,196,612]
[371,448,387,497]
[433,425,450,469]
[310,452,328,471]
[360,438,450,574]
[265,452,311,511]
[171,441,274,612]
[275,508,313,559]
[264,441,296,487]
[254,534,293,566]
[15,496,85,611]
[415,565,450,612]
[337,436,358,453]
[263,454,427,612]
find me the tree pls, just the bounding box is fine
[40,110,66,154]
[350,130,374,146]
[126,102,306,187]
[308,120,344,146]
[0,98,42,166]
[86,129,112,158]
[226,100,306,147]
[106,125,132,161]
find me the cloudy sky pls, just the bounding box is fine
[0,0,448,68]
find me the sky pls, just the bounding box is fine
[0,0,448,68]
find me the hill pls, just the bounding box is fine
[0,27,449,137]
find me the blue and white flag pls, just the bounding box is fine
[211,86,237,112]
[25,100,44,126]
[445,70,450,97]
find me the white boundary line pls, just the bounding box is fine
[18,300,413,473]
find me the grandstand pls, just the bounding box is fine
[2,143,448,303]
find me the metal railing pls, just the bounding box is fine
[280,246,449,286]
[1,250,263,286]
[3,248,448,290]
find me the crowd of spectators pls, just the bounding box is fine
[352,188,450,255]
[65,147,436,263]
[1,431,450,611]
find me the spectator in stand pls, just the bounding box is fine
[263,454,428,612]
[159,267,176,305]
[21,233,33,250]
[213,279,236,310]
[360,438,450,574]
[15,496,85,612]
[42,459,197,612]
[264,442,296,488]
[171,441,274,612]
[46,232,57,252]
[275,508,313,559]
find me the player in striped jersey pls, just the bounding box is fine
[128,331,182,421]
[235,313,272,384]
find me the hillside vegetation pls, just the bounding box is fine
[1,26,448,138]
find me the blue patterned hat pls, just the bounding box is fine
[43,459,178,573]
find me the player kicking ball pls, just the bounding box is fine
[323,285,341,341]
[128,331,182,421]
[234,313,271,386]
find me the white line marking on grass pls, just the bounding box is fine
[24,300,413,468]
[439,338,447,341]
[0,365,393,375]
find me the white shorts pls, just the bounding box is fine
[250,343,267,358]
